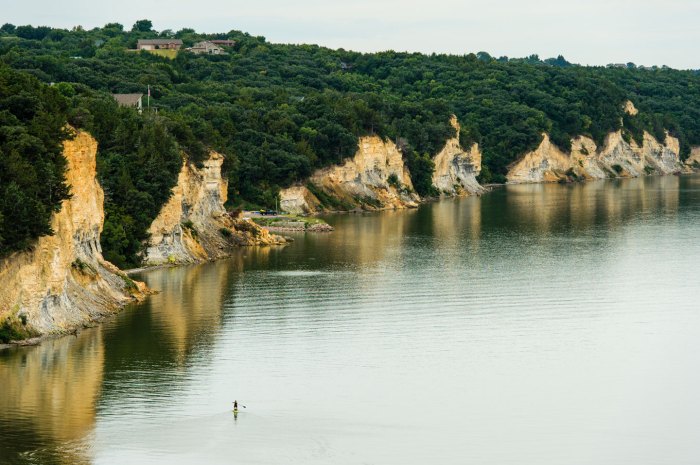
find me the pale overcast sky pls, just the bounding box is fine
[2,0,699,69]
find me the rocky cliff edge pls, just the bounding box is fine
[0,130,147,338]
[143,152,286,266]
[280,135,420,214]
[280,116,485,215]
[432,115,484,196]
[507,130,685,184]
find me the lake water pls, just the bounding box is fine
[2,175,700,465]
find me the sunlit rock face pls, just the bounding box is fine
[623,99,639,116]
[280,115,490,214]
[507,131,683,184]
[684,147,700,172]
[279,185,322,216]
[280,135,420,214]
[432,115,484,196]
[0,130,146,336]
[506,134,573,184]
[507,100,683,183]
[143,151,284,266]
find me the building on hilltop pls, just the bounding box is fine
[112,93,143,113]
[209,39,236,47]
[136,39,183,50]
[187,41,226,55]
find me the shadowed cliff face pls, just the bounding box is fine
[0,130,146,337]
[143,152,285,266]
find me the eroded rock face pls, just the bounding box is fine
[432,116,484,195]
[623,100,639,116]
[640,132,681,174]
[685,147,700,171]
[143,152,285,266]
[507,130,683,184]
[279,185,322,215]
[0,130,146,336]
[280,136,420,214]
[280,115,492,214]
[506,134,572,184]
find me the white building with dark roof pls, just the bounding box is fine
[136,39,183,51]
[188,41,226,55]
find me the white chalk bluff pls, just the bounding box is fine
[0,130,147,337]
[432,115,484,196]
[280,115,484,214]
[143,152,285,266]
[507,102,687,183]
[283,106,700,214]
[280,136,420,215]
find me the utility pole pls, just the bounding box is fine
[147,85,150,110]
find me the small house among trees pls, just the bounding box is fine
[112,93,143,112]
[136,39,182,50]
[188,41,225,55]
[209,39,236,47]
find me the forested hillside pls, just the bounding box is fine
[1,20,699,265]
[0,65,71,257]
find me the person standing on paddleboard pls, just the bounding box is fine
[234,400,238,410]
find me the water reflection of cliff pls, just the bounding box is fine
[275,209,418,270]
[101,255,247,385]
[427,196,482,245]
[495,176,680,234]
[0,175,694,464]
[0,329,104,465]
[0,252,254,464]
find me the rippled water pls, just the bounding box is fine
[2,175,700,465]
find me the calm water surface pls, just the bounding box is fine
[2,176,700,464]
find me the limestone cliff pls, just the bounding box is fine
[506,134,573,184]
[280,136,420,214]
[507,130,683,184]
[685,147,700,170]
[432,116,484,196]
[279,185,322,216]
[623,100,639,116]
[143,152,285,266]
[0,130,146,338]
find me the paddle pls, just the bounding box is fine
[232,402,247,408]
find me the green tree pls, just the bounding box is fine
[132,19,153,33]
[0,64,71,256]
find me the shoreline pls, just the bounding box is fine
[0,304,136,351]
[3,171,696,350]
[123,262,178,275]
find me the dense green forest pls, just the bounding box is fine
[0,64,71,257]
[1,20,700,265]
